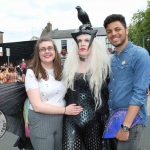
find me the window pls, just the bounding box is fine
[105,37,113,53]
[61,40,67,52]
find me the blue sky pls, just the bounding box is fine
[0,0,148,43]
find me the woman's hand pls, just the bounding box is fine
[65,104,83,115]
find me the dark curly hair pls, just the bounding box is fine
[103,14,126,29]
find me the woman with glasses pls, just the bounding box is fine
[25,37,83,150]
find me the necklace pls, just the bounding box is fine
[79,57,86,62]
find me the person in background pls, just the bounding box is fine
[22,68,27,83]
[103,14,150,150]
[20,59,27,72]
[0,68,6,83]
[0,68,8,83]
[6,67,21,83]
[8,63,13,72]
[16,64,22,78]
[25,37,83,150]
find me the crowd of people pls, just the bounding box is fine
[0,60,27,84]
[0,11,150,150]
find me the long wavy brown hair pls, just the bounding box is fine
[30,37,62,81]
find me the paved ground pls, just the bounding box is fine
[0,96,150,150]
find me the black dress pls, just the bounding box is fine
[62,73,116,150]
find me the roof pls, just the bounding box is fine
[30,36,39,41]
[46,27,106,39]
[0,31,4,33]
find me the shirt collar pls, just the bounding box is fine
[114,41,132,56]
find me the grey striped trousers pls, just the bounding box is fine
[28,110,63,150]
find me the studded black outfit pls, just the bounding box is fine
[62,73,115,150]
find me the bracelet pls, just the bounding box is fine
[64,107,66,114]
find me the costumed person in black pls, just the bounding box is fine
[62,6,116,150]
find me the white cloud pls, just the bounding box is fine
[0,0,148,43]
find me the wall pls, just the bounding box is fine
[53,38,74,53]
[53,35,110,54]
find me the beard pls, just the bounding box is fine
[111,36,127,47]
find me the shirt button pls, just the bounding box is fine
[109,100,111,101]
[118,59,119,60]
[113,79,114,80]
[110,108,112,111]
[111,90,112,92]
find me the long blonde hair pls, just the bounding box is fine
[62,37,111,109]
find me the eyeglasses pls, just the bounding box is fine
[39,46,54,52]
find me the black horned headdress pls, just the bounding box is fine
[71,6,98,49]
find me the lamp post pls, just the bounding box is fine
[143,36,145,48]
[142,36,150,49]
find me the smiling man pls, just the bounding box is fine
[103,14,150,150]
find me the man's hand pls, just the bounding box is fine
[116,128,129,141]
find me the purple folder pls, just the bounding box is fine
[103,108,142,139]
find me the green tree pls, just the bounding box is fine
[128,1,150,53]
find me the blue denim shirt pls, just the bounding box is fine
[108,41,150,125]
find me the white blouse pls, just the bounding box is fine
[25,69,66,110]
